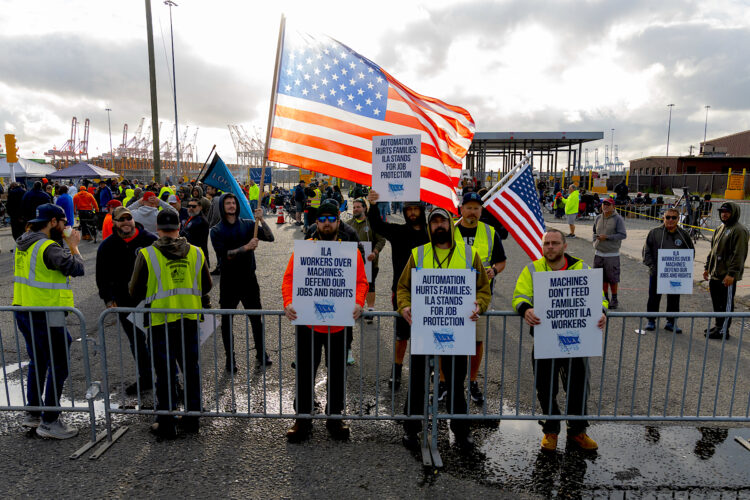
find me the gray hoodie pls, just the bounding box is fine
[592,212,627,256]
[128,197,178,234]
[14,231,84,279]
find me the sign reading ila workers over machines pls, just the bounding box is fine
[371,134,421,202]
[532,268,603,359]
[656,248,694,294]
[291,240,357,327]
[411,268,476,355]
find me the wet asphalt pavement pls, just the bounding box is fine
[0,207,749,498]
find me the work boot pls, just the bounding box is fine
[708,329,730,340]
[326,419,350,440]
[286,419,312,443]
[225,356,238,373]
[150,419,177,440]
[454,432,475,451]
[402,431,420,451]
[389,364,402,390]
[541,433,558,452]
[256,352,273,366]
[568,432,598,451]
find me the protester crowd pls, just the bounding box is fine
[7,173,748,458]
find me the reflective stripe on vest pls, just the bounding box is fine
[310,189,322,208]
[13,240,72,290]
[13,239,74,307]
[415,243,473,270]
[143,246,203,304]
[455,223,494,268]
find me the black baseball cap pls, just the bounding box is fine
[156,209,180,230]
[718,203,732,212]
[462,192,483,206]
[317,200,340,218]
[29,203,66,223]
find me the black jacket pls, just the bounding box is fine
[21,187,52,221]
[181,213,210,258]
[96,222,158,306]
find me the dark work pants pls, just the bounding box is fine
[533,354,590,435]
[220,274,265,360]
[391,293,411,342]
[118,313,153,386]
[646,274,680,323]
[442,355,469,437]
[295,326,346,416]
[403,354,429,435]
[151,320,201,429]
[15,311,72,423]
[709,279,736,330]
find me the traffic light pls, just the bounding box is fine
[4,134,19,163]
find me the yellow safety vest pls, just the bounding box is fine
[411,241,478,271]
[13,239,74,307]
[454,222,495,269]
[310,188,322,208]
[141,244,203,326]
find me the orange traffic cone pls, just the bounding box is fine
[276,207,285,224]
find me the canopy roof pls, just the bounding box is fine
[0,158,57,177]
[48,162,120,179]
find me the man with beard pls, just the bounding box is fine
[13,204,84,439]
[345,198,386,323]
[513,229,606,452]
[282,200,368,442]
[210,193,274,372]
[181,198,211,269]
[367,190,430,390]
[96,206,158,395]
[396,207,491,450]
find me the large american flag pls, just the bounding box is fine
[267,28,475,212]
[484,164,546,261]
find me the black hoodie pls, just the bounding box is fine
[96,222,157,306]
[367,204,429,292]
[209,192,274,285]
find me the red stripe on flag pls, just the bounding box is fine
[501,192,545,241]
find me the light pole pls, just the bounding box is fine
[703,105,710,151]
[165,0,181,180]
[610,128,614,171]
[666,104,675,156]
[105,107,114,171]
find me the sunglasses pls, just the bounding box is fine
[317,216,338,223]
[188,204,199,208]
[664,215,678,220]
[115,215,133,222]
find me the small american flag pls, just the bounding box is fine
[267,28,475,212]
[484,164,546,261]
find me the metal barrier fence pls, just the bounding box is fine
[2,306,749,465]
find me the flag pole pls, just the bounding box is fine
[195,144,216,183]
[255,13,286,237]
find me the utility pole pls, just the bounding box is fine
[703,105,710,152]
[165,0,181,181]
[105,107,114,171]
[145,0,161,182]
[666,104,675,156]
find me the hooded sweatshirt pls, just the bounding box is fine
[122,188,135,208]
[395,212,491,315]
[128,197,178,234]
[14,231,85,288]
[209,192,274,288]
[705,202,749,281]
[367,203,430,293]
[129,235,212,307]
[190,185,211,217]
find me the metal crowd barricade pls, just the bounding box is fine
[0,306,105,458]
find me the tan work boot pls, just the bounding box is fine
[541,433,558,452]
[569,432,598,451]
[286,419,311,443]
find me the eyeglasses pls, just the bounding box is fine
[664,215,678,220]
[317,216,338,223]
[115,215,133,222]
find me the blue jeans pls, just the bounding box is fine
[15,311,72,423]
[249,200,258,211]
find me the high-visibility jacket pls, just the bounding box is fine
[563,190,579,215]
[247,184,260,202]
[122,188,135,207]
[512,254,608,313]
[411,241,478,271]
[310,188,322,208]
[13,239,74,307]
[140,244,203,326]
[454,222,495,269]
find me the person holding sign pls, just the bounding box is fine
[282,201,368,442]
[453,191,507,405]
[512,229,606,452]
[642,207,695,333]
[396,207,491,450]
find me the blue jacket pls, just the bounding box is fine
[55,193,75,225]
[98,186,113,209]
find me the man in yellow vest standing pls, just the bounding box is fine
[396,207,491,450]
[247,178,260,211]
[13,204,84,439]
[129,210,212,439]
[562,184,580,238]
[453,192,507,405]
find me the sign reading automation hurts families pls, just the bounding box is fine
[371,134,421,202]
[411,268,476,355]
[532,268,603,359]
[291,240,357,327]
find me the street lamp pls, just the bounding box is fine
[105,107,114,171]
[165,0,181,180]
[666,104,675,156]
[703,105,710,151]
[610,128,614,171]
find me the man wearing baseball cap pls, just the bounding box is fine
[592,198,627,309]
[13,204,84,439]
[128,191,178,234]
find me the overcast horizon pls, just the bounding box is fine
[1,0,748,171]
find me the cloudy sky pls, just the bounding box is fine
[1,0,749,170]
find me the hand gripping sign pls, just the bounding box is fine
[532,268,603,359]
[371,134,421,202]
[291,240,358,327]
[410,268,476,355]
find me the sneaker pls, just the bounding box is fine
[708,329,730,340]
[389,364,402,390]
[346,349,355,366]
[149,420,177,440]
[22,413,41,428]
[664,322,682,334]
[609,297,619,310]
[225,357,238,373]
[437,381,448,402]
[256,352,273,366]
[566,233,576,238]
[644,321,656,331]
[402,432,420,451]
[541,433,558,452]
[470,381,485,404]
[454,432,475,451]
[36,419,78,440]
[568,432,598,451]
